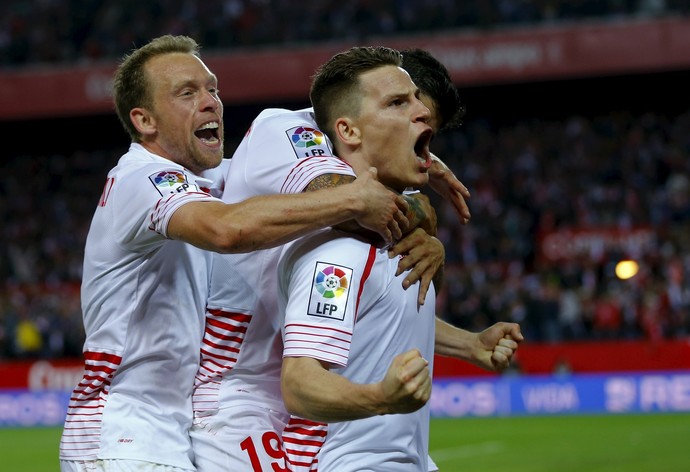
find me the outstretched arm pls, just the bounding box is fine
[434,319,523,372]
[169,168,408,253]
[281,349,432,423]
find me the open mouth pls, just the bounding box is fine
[194,121,220,145]
[414,129,433,166]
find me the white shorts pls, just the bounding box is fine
[191,405,290,472]
[60,459,194,472]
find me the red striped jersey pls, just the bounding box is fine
[59,143,218,468]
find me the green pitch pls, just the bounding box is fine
[2,414,688,471]
[429,413,690,471]
[0,426,61,471]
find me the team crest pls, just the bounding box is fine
[148,170,198,196]
[307,262,352,321]
[286,126,333,159]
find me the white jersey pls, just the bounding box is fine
[278,229,436,472]
[59,143,219,469]
[191,108,355,468]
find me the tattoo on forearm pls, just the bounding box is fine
[305,173,356,192]
[305,173,380,242]
[404,195,427,229]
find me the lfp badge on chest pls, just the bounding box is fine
[307,262,352,321]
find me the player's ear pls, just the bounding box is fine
[130,107,157,137]
[334,116,361,146]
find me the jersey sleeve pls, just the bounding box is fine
[233,109,356,196]
[278,231,377,367]
[108,164,220,248]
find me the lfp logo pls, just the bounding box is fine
[308,262,352,320]
[286,126,332,159]
[148,170,193,195]
[291,126,324,148]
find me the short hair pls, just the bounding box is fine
[401,48,465,131]
[112,35,200,142]
[309,46,402,142]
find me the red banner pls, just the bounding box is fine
[434,339,690,377]
[0,359,83,390]
[537,226,657,263]
[1,17,690,120]
[2,339,689,389]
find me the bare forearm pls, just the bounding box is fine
[169,186,364,253]
[308,174,433,239]
[403,193,436,236]
[281,357,385,422]
[434,318,524,372]
[434,317,474,360]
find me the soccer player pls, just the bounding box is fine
[190,46,521,471]
[277,46,522,471]
[189,79,446,472]
[57,35,410,472]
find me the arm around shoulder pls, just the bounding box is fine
[167,187,369,253]
[167,170,409,253]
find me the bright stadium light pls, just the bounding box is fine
[615,259,639,280]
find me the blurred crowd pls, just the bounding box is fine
[430,111,690,344]
[2,109,689,360]
[1,0,688,68]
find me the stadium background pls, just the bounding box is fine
[1,1,690,469]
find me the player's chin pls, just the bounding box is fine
[414,172,430,187]
[195,148,224,170]
[401,175,428,191]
